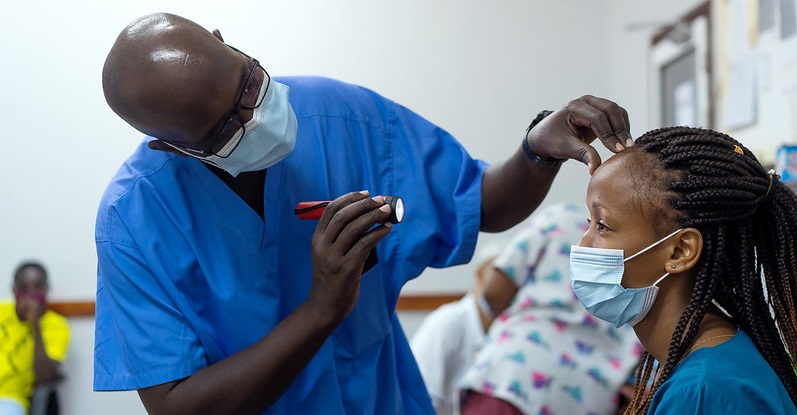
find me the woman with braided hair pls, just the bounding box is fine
[569,126,797,414]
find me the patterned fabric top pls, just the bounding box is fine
[458,203,642,415]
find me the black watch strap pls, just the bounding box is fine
[526,110,555,134]
[521,110,563,166]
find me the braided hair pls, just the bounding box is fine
[621,126,797,414]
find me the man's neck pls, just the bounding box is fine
[207,165,267,220]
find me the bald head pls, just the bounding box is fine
[103,13,247,146]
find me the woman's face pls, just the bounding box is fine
[577,152,674,289]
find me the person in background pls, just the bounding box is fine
[0,262,70,415]
[410,239,507,414]
[94,12,634,415]
[571,126,797,414]
[459,203,642,415]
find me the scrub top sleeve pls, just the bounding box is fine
[390,103,486,274]
[94,236,206,391]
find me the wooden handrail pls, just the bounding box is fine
[395,294,462,311]
[48,301,95,317]
[48,293,464,317]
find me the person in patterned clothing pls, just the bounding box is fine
[459,203,642,415]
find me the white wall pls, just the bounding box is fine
[0,1,702,414]
[402,0,705,295]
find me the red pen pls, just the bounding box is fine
[294,195,405,224]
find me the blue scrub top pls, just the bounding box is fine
[93,76,487,414]
[649,329,797,414]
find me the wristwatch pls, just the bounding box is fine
[521,110,563,167]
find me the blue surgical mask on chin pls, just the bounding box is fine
[569,228,682,328]
[168,80,298,177]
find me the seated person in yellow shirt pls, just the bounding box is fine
[0,262,70,415]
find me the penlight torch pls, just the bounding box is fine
[294,195,405,224]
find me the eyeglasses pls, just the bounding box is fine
[169,45,270,158]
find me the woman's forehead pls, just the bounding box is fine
[589,153,653,214]
[589,152,638,195]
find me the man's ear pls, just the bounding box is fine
[147,140,189,157]
[666,227,703,274]
[212,29,225,42]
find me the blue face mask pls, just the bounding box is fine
[167,80,298,177]
[569,228,682,328]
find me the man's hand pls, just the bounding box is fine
[525,95,633,174]
[481,95,633,232]
[306,191,393,325]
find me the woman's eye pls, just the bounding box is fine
[587,218,609,233]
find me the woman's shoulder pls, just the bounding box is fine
[650,330,797,414]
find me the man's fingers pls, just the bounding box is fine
[582,145,602,175]
[346,222,392,262]
[319,193,392,250]
[317,191,371,235]
[581,95,633,150]
[333,200,392,251]
[565,107,618,152]
[563,96,630,153]
[524,95,631,172]
[621,107,632,146]
[566,139,603,174]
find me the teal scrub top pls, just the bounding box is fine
[649,329,797,414]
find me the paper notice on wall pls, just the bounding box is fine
[720,57,758,131]
[674,81,696,126]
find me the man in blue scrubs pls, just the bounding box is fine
[94,12,634,415]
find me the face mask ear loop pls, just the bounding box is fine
[161,140,198,157]
[651,272,671,287]
[476,292,495,321]
[623,228,683,262]
[160,140,230,170]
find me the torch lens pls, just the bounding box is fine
[393,197,405,223]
